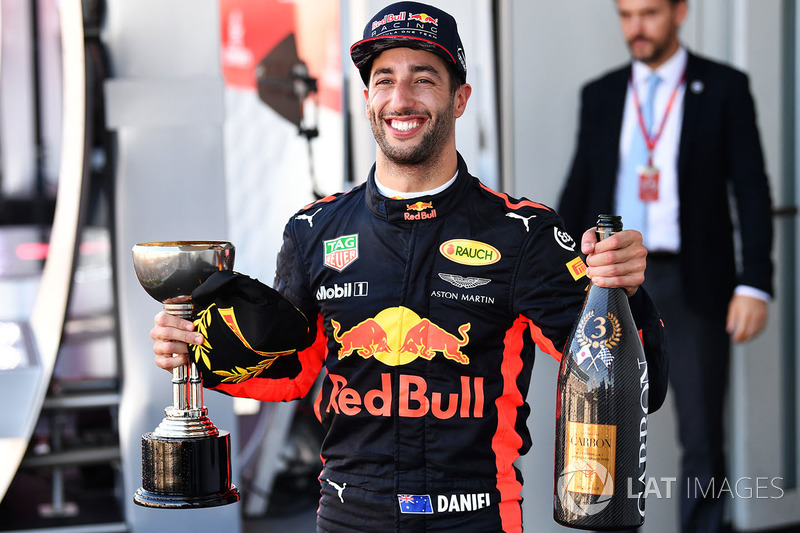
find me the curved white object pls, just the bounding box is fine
[0,0,87,501]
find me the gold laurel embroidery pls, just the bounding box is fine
[213,356,280,384]
[213,347,296,383]
[575,310,594,348]
[191,304,215,370]
[604,313,622,349]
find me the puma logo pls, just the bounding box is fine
[325,479,347,504]
[296,208,322,228]
[505,212,536,232]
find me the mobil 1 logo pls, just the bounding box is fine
[317,282,369,301]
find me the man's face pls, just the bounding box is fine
[364,47,469,166]
[617,0,687,67]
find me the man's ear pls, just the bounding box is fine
[453,83,472,119]
[674,0,688,26]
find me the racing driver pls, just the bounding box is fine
[151,2,668,531]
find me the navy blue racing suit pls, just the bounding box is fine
[210,154,667,532]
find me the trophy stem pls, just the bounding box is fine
[189,359,203,411]
[171,364,188,411]
[153,302,218,439]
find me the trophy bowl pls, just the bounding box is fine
[132,241,235,303]
[131,241,239,509]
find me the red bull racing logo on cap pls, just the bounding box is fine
[331,306,469,366]
[324,234,358,272]
[371,11,438,31]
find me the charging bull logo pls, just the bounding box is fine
[406,201,433,212]
[331,319,390,359]
[330,307,470,366]
[409,13,438,25]
[400,320,470,364]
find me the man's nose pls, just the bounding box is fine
[390,81,416,110]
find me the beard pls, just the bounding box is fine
[369,101,455,166]
[627,31,676,65]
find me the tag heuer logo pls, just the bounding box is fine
[324,234,359,272]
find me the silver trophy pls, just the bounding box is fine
[131,241,240,508]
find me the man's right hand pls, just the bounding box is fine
[151,311,205,370]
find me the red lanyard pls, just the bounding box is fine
[630,70,686,165]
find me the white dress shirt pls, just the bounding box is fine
[616,47,687,253]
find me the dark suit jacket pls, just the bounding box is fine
[558,52,773,315]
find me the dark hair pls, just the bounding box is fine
[360,40,466,95]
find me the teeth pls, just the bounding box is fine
[391,120,419,132]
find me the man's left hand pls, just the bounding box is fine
[727,294,768,343]
[581,228,647,297]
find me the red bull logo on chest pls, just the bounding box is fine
[330,306,470,366]
[326,372,484,420]
[326,308,479,420]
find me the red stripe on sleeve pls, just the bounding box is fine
[479,183,551,211]
[492,316,529,533]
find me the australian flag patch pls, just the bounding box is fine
[397,494,433,514]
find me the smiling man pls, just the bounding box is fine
[151,2,668,531]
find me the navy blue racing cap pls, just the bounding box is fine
[350,1,467,86]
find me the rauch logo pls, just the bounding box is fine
[439,239,500,267]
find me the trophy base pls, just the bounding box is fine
[133,486,240,509]
[135,430,240,509]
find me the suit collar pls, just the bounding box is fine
[365,152,471,223]
[677,52,706,181]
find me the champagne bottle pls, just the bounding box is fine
[553,215,649,530]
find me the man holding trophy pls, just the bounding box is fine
[148,2,668,531]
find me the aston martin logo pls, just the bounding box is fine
[438,273,491,289]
